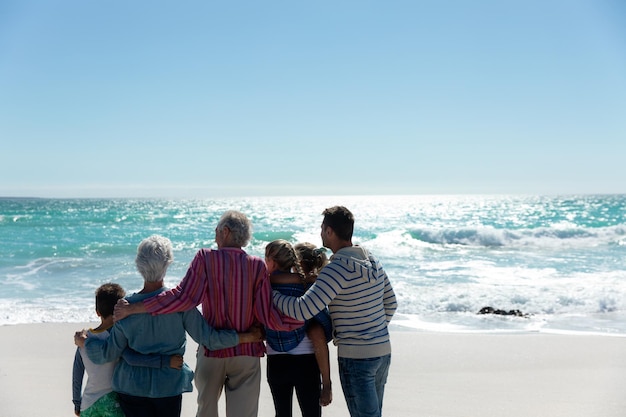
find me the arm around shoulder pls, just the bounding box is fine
[113,298,147,322]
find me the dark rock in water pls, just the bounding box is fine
[477,306,529,317]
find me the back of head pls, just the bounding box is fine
[96,283,126,318]
[265,239,302,274]
[294,242,328,276]
[217,210,253,247]
[135,235,174,283]
[322,206,354,241]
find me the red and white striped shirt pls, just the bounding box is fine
[144,247,302,358]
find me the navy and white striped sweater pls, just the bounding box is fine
[273,245,397,359]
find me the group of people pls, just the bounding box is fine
[73,205,398,417]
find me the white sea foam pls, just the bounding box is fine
[1,195,625,335]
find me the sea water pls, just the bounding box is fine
[1,195,625,336]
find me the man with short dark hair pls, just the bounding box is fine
[273,205,398,417]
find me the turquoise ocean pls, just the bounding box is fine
[1,195,625,336]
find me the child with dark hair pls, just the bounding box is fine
[72,283,126,417]
[73,283,184,416]
[75,235,261,417]
[273,206,398,417]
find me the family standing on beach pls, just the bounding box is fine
[73,206,398,417]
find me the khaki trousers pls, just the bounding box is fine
[195,353,261,417]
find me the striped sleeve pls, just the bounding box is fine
[144,250,207,314]
[273,266,343,321]
[378,261,397,323]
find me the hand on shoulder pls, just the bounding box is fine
[74,329,88,347]
[113,298,130,322]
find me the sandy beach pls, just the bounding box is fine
[1,323,625,417]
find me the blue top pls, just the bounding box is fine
[266,282,332,352]
[84,287,239,398]
[72,339,175,412]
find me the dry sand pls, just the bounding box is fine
[1,323,625,417]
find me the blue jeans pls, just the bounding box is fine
[338,354,391,417]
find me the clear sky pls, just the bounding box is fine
[1,0,625,198]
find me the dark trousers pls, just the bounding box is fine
[267,354,321,417]
[117,392,182,417]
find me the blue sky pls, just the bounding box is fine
[1,1,625,198]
